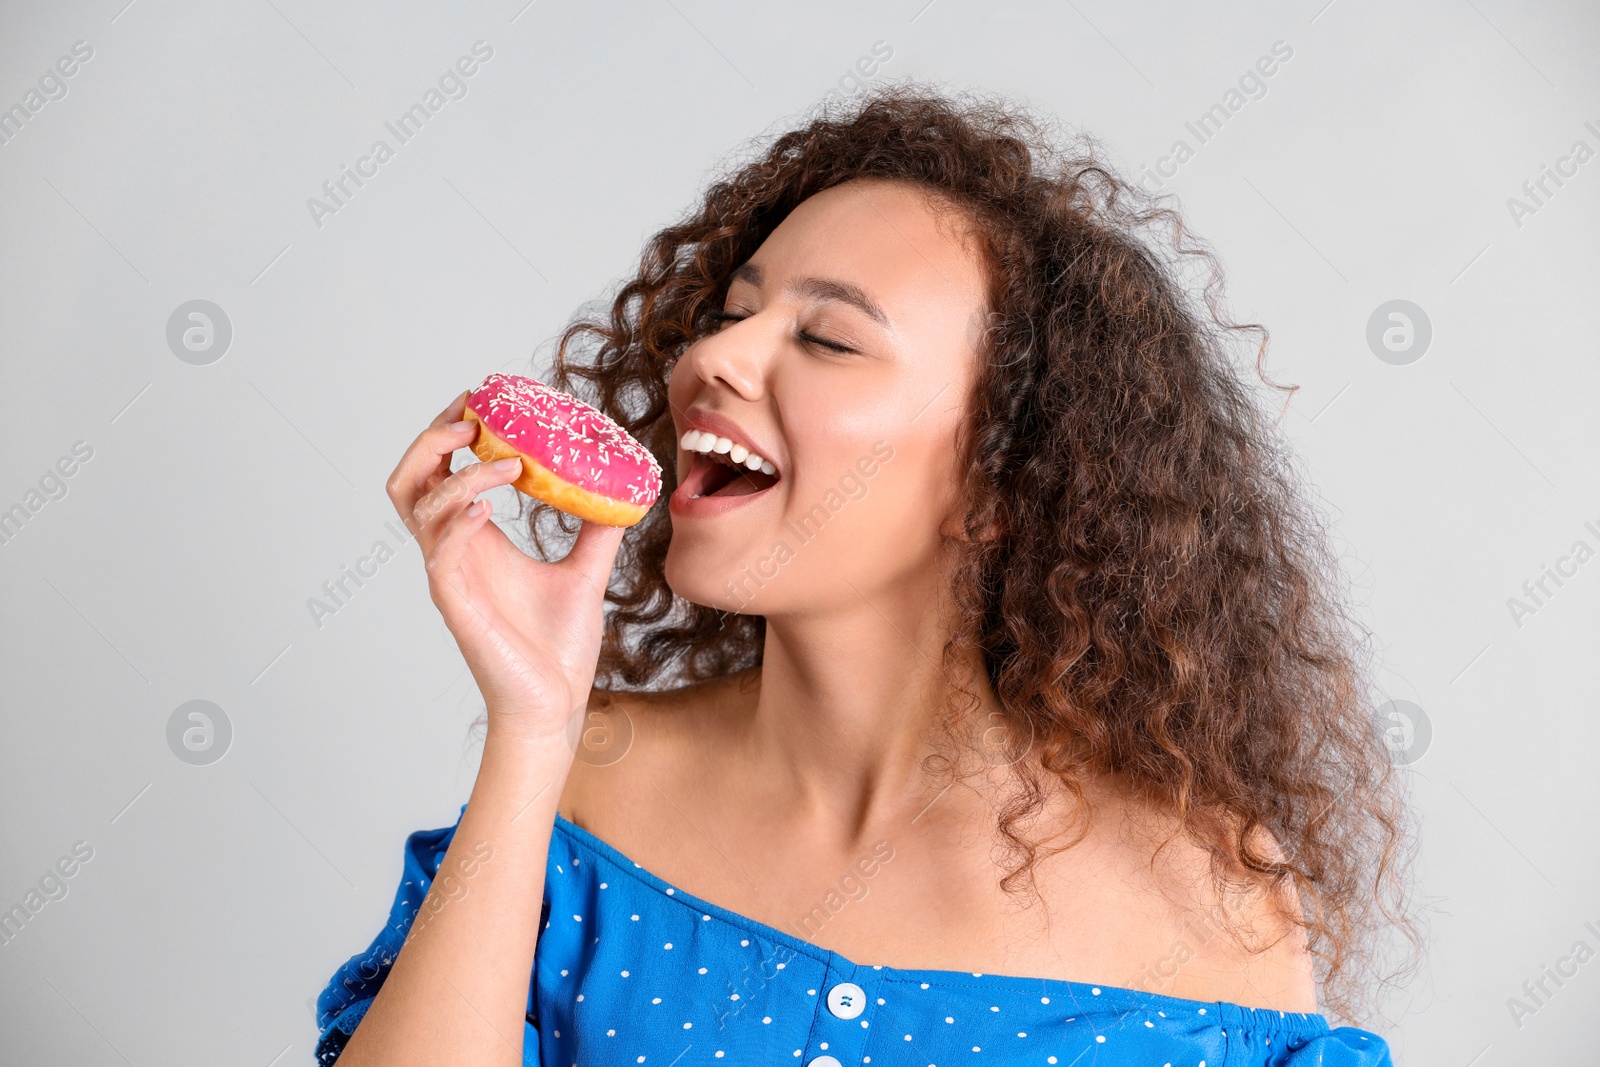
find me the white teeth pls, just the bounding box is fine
[681,425,779,478]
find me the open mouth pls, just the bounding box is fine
[679,448,781,499]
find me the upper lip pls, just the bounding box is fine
[681,407,780,472]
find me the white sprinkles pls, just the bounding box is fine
[468,373,662,505]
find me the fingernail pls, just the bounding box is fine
[448,420,473,433]
[493,457,521,472]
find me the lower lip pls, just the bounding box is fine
[667,480,778,518]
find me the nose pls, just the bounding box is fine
[686,317,767,402]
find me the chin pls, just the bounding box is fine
[664,537,787,616]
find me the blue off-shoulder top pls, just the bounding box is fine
[316,807,1392,1066]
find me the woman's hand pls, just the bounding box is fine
[338,390,621,1067]
[385,390,627,745]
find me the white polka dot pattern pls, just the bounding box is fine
[313,808,1393,1066]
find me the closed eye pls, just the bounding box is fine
[705,309,855,354]
[800,331,854,354]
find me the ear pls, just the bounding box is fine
[940,503,1002,543]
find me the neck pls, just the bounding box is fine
[736,570,1005,844]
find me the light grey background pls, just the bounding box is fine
[2,0,1597,1063]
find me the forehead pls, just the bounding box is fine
[736,179,990,327]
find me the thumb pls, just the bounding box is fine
[562,519,626,598]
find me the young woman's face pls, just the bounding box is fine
[663,177,991,617]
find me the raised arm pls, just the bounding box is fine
[333,390,625,1066]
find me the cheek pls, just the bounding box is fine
[781,371,962,542]
[780,429,942,564]
[666,355,690,403]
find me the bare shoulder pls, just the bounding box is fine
[557,667,757,829]
[1067,783,1320,1013]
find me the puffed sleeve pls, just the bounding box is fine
[1224,1007,1394,1065]
[313,807,464,1064]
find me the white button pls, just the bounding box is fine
[826,981,866,1020]
[805,1058,843,1067]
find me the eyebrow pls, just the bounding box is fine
[729,262,892,329]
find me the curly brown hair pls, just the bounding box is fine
[523,80,1420,1026]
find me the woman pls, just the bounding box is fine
[315,83,1417,1066]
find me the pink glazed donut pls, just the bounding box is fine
[462,372,663,527]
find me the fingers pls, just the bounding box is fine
[386,390,474,523]
[424,496,494,593]
[562,520,627,598]
[412,456,524,544]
